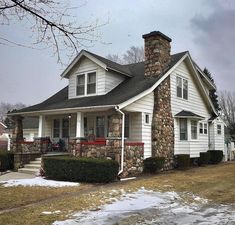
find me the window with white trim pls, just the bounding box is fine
[217,124,222,135]
[179,118,188,140]
[53,119,60,138]
[199,122,208,134]
[144,113,150,125]
[177,76,188,100]
[191,120,198,140]
[77,71,96,96]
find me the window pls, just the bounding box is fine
[179,118,188,140]
[76,72,96,96]
[199,122,208,135]
[96,116,105,137]
[191,120,198,140]
[217,124,222,135]
[177,76,188,100]
[77,74,85,96]
[124,114,129,138]
[204,123,208,134]
[87,72,96,94]
[62,118,69,138]
[144,114,150,125]
[53,119,60,138]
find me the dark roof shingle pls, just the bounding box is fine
[14,51,187,114]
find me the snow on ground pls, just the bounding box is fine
[0,177,79,187]
[54,188,235,225]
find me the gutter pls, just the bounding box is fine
[115,105,125,176]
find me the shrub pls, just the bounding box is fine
[176,154,190,170]
[198,152,210,166]
[143,157,165,173]
[0,152,14,172]
[43,156,119,183]
[208,150,223,164]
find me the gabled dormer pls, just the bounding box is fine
[61,50,132,99]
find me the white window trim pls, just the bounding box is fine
[199,122,208,135]
[217,124,222,135]
[176,75,188,100]
[179,118,188,141]
[76,70,97,97]
[190,120,198,141]
[144,113,151,126]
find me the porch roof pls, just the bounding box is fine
[174,110,205,120]
[10,52,186,115]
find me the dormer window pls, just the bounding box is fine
[76,71,96,96]
[177,76,188,100]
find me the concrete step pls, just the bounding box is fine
[35,158,42,161]
[30,160,41,164]
[18,168,39,175]
[24,164,41,169]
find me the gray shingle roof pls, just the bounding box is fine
[175,110,204,119]
[14,51,187,114]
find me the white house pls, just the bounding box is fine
[9,31,225,174]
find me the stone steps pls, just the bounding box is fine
[18,157,41,175]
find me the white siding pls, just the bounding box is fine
[171,61,211,157]
[105,71,125,93]
[209,118,225,151]
[68,57,105,99]
[68,57,127,99]
[124,92,154,158]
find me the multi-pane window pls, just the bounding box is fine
[191,120,198,140]
[179,118,188,140]
[77,72,96,96]
[87,72,96,94]
[53,119,60,138]
[217,124,222,135]
[77,74,85,95]
[177,76,188,100]
[96,116,105,137]
[199,122,208,135]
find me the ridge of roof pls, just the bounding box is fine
[10,51,187,115]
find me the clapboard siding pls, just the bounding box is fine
[171,60,211,157]
[105,71,125,93]
[124,92,154,158]
[209,119,225,151]
[68,57,105,99]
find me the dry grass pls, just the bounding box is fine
[1,162,235,225]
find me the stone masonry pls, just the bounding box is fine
[143,31,174,170]
[143,31,172,77]
[152,77,174,169]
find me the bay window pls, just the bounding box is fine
[179,118,188,140]
[191,120,198,140]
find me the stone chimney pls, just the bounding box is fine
[142,31,172,78]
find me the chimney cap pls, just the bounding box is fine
[142,31,172,42]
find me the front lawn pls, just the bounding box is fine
[1,162,235,224]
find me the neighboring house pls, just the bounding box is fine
[0,122,7,135]
[9,31,225,172]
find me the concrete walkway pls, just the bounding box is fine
[0,172,35,181]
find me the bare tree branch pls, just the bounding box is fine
[0,0,107,63]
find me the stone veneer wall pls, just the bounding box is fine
[143,32,171,77]
[152,77,174,170]
[70,141,144,177]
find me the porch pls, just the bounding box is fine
[11,108,148,176]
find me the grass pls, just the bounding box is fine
[1,162,235,224]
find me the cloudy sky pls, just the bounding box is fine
[0,0,234,105]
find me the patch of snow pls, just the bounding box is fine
[53,189,235,225]
[0,177,79,187]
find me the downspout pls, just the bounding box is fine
[115,106,125,176]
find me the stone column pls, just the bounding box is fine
[152,77,174,170]
[12,115,24,142]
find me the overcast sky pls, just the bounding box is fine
[0,0,234,105]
